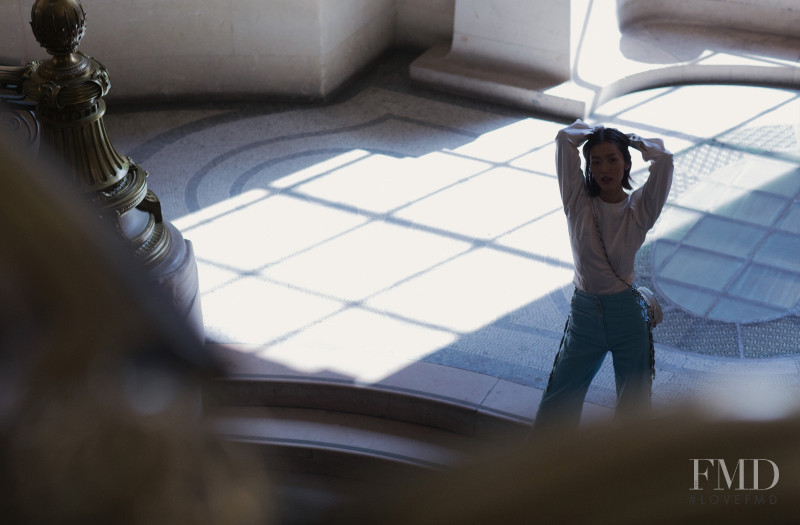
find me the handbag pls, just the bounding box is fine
[634,284,663,327]
[591,202,662,328]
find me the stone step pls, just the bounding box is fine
[204,347,612,522]
[208,375,531,440]
[212,406,480,471]
[210,405,491,524]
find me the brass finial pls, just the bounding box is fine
[1,1,204,338]
[30,0,89,77]
[17,0,172,268]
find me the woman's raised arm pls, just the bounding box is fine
[628,133,674,229]
[556,120,595,214]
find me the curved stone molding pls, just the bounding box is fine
[411,0,800,119]
[410,0,800,119]
[591,63,800,120]
[617,0,800,39]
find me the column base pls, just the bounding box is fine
[410,44,592,120]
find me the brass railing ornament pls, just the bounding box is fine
[0,65,40,147]
[23,0,169,266]
[1,0,203,335]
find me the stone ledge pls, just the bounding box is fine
[410,44,587,120]
[411,5,800,120]
[210,374,530,439]
[206,343,612,438]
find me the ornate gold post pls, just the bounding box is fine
[1,0,202,337]
[26,0,170,265]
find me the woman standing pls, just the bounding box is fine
[533,119,673,430]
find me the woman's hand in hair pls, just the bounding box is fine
[627,134,645,151]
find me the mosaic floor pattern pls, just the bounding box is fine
[106,53,800,409]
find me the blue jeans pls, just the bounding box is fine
[534,287,653,430]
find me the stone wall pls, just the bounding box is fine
[2,0,797,102]
[0,0,404,101]
[395,0,455,49]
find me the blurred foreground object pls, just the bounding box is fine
[329,408,800,524]
[0,0,202,336]
[0,127,272,523]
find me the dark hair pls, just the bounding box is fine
[582,127,633,197]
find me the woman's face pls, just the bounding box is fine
[589,141,629,199]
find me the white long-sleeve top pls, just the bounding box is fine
[557,120,674,295]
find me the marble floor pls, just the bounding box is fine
[105,50,800,424]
